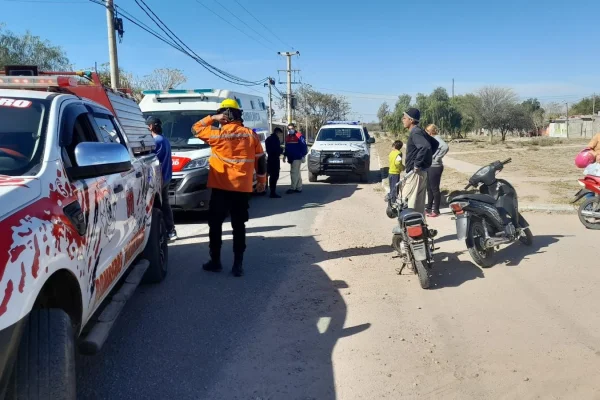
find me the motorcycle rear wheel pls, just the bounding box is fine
[466,220,495,268]
[578,197,600,230]
[414,260,431,289]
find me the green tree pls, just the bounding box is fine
[377,102,390,130]
[280,84,351,132]
[521,98,545,134]
[570,95,600,116]
[0,23,70,70]
[384,94,412,135]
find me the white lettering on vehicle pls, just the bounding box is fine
[0,98,32,108]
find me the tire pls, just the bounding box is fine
[578,197,600,230]
[308,171,317,183]
[414,260,431,289]
[466,220,495,268]
[142,208,169,283]
[359,171,369,183]
[517,213,533,245]
[8,309,76,400]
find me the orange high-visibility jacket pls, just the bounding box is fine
[192,116,266,193]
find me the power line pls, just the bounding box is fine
[195,0,274,54]
[212,0,278,50]
[131,0,268,86]
[231,0,295,50]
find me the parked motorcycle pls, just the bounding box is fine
[386,172,436,289]
[573,174,600,229]
[448,158,533,268]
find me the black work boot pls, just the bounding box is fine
[232,254,244,277]
[203,251,223,272]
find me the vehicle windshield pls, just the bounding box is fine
[142,110,213,149]
[316,127,364,142]
[0,97,47,176]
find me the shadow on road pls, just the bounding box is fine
[177,224,296,241]
[430,251,485,289]
[77,179,373,400]
[498,234,565,267]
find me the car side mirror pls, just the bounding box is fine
[69,142,132,180]
[367,137,375,144]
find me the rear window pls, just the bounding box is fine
[0,97,48,176]
[316,127,364,142]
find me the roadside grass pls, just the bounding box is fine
[544,180,580,205]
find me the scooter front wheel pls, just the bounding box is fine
[466,220,495,268]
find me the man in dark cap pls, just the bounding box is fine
[401,108,439,214]
[146,116,177,241]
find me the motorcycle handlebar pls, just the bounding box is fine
[464,183,471,190]
[501,158,512,165]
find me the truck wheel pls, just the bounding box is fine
[359,171,369,183]
[142,208,169,283]
[308,171,317,182]
[8,309,76,400]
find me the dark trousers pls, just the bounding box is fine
[267,160,280,194]
[388,174,400,203]
[161,182,175,232]
[208,188,250,259]
[426,165,444,214]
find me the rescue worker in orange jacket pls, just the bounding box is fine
[192,99,267,277]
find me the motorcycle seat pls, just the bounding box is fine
[451,193,496,204]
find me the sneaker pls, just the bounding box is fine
[168,230,178,241]
[294,189,302,193]
[429,212,440,218]
[202,260,223,272]
[286,189,295,194]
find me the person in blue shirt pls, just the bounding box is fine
[146,116,177,241]
[283,123,308,194]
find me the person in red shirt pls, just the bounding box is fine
[192,99,267,277]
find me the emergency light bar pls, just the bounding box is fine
[325,120,361,125]
[142,89,213,95]
[0,75,78,88]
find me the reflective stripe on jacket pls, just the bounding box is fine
[192,116,266,193]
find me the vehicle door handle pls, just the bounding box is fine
[136,171,142,178]
[114,184,124,194]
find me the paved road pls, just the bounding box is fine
[77,149,600,399]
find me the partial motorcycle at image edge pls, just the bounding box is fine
[386,172,437,289]
[572,162,600,230]
[447,158,533,268]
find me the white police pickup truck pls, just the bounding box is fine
[307,121,375,183]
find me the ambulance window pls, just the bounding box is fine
[250,100,255,110]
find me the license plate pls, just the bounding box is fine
[328,159,344,164]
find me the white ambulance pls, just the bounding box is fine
[139,89,269,211]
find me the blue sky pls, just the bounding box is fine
[3,0,600,121]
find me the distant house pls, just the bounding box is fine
[546,115,599,138]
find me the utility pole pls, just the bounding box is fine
[452,78,454,98]
[264,77,274,134]
[106,0,120,90]
[278,51,300,124]
[565,102,569,139]
[593,93,596,116]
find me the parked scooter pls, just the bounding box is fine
[573,172,600,230]
[448,158,533,268]
[386,172,436,289]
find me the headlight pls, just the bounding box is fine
[182,156,209,171]
[311,149,321,157]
